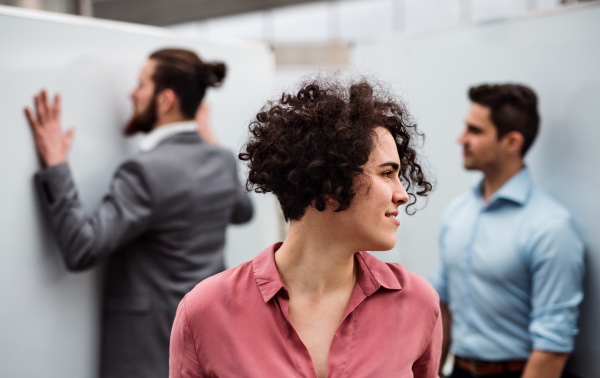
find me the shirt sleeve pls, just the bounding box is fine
[528,217,585,353]
[429,221,450,303]
[35,161,153,271]
[170,296,206,378]
[413,309,443,378]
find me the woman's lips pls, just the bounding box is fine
[386,214,401,226]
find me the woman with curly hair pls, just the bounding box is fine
[169,77,441,378]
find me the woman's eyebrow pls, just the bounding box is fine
[378,161,399,171]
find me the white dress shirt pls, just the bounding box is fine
[138,121,197,152]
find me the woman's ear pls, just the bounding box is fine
[325,195,337,208]
[310,194,338,213]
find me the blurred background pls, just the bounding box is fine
[1,0,599,377]
[1,0,595,86]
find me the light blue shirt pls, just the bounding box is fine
[430,168,585,360]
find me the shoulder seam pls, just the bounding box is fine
[182,296,209,377]
[413,300,441,368]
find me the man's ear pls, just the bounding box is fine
[502,131,525,156]
[156,89,178,114]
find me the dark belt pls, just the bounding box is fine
[455,356,527,377]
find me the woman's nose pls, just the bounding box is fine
[393,181,409,206]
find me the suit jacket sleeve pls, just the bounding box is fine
[229,158,253,225]
[35,161,153,271]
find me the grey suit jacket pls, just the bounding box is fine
[35,131,253,378]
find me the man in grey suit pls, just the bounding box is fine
[24,48,253,378]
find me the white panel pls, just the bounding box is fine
[353,4,600,377]
[537,0,562,10]
[0,6,276,378]
[205,12,266,41]
[339,0,394,40]
[272,2,330,43]
[405,0,461,32]
[471,0,529,21]
[167,21,201,37]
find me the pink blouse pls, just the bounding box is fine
[170,243,442,377]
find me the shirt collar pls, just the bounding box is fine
[355,251,402,294]
[473,167,532,206]
[252,243,401,303]
[138,120,197,152]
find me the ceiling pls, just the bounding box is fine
[92,0,327,26]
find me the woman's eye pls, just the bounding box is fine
[383,171,393,178]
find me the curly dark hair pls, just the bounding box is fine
[239,77,433,221]
[469,84,539,156]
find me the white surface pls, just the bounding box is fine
[339,0,394,40]
[272,2,332,43]
[353,3,600,376]
[471,0,529,21]
[404,0,462,31]
[167,0,564,44]
[0,6,276,378]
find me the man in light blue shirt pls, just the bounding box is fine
[430,84,584,378]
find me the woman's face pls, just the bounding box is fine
[335,127,409,251]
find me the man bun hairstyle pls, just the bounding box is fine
[149,48,226,119]
[239,76,432,221]
[468,84,539,156]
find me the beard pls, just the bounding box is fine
[123,95,158,136]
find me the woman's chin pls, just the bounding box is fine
[364,237,396,252]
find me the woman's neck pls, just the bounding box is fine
[274,214,357,297]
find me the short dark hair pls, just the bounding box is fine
[239,77,433,221]
[149,48,226,119]
[468,84,539,156]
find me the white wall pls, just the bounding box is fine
[352,4,600,376]
[168,0,563,43]
[0,6,276,378]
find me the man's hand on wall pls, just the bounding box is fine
[24,89,74,167]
